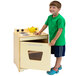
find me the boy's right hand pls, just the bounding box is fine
[34,32,41,35]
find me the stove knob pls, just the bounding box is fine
[17,29,19,32]
[21,29,24,32]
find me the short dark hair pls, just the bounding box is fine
[49,1,61,9]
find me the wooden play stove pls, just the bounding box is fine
[14,28,51,72]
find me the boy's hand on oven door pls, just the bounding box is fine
[49,39,56,46]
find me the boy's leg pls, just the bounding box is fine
[54,57,62,68]
[47,57,62,75]
[53,45,65,69]
[53,57,62,71]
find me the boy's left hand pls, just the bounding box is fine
[49,39,56,46]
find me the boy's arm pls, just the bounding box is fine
[38,24,48,34]
[35,24,47,35]
[49,28,63,46]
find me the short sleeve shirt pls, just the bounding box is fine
[45,14,66,46]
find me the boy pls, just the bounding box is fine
[35,0,66,75]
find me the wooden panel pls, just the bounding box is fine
[14,33,20,72]
[20,42,51,71]
[20,35,48,41]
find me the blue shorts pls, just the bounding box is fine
[51,45,65,57]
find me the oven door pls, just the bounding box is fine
[20,41,51,71]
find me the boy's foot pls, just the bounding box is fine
[58,65,62,70]
[47,65,62,75]
[48,65,62,71]
[47,68,59,75]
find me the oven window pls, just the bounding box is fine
[28,50,43,61]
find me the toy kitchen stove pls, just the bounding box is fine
[14,28,51,72]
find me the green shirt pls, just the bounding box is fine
[45,14,66,46]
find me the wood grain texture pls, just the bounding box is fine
[14,29,51,72]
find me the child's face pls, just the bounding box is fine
[49,6,60,15]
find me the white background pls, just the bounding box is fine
[0,0,76,76]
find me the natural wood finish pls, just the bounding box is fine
[20,42,51,71]
[14,28,51,72]
[14,32,20,72]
